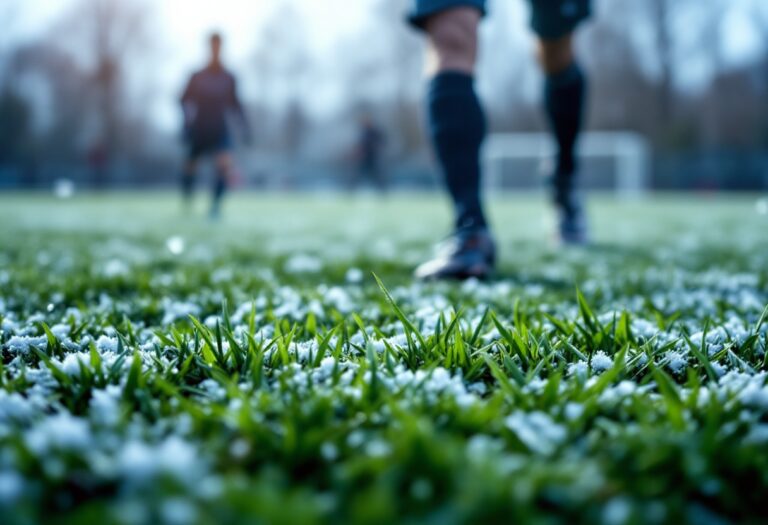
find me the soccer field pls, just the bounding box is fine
[1,193,767,524]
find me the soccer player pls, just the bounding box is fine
[410,1,590,280]
[180,32,250,219]
[350,113,387,193]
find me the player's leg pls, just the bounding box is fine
[530,0,591,244]
[372,164,388,194]
[424,6,487,232]
[211,151,234,219]
[539,34,584,180]
[539,34,587,239]
[409,1,496,280]
[181,155,198,208]
[349,161,364,193]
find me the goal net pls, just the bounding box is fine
[482,131,651,198]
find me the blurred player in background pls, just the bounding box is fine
[180,32,250,219]
[409,1,591,279]
[349,113,388,193]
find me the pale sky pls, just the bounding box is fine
[10,0,766,72]
[8,0,372,52]
[155,0,375,68]
[6,0,767,133]
[8,0,381,130]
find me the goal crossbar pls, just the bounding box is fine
[483,131,651,197]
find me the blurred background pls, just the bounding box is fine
[0,0,767,193]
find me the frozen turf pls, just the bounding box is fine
[1,193,767,524]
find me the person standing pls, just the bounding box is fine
[350,113,388,193]
[180,32,250,219]
[409,1,590,279]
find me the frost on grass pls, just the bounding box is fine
[590,350,613,373]
[1,197,767,524]
[6,335,47,355]
[284,253,322,274]
[505,411,566,455]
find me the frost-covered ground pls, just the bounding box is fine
[1,193,768,525]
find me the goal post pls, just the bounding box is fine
[482,131,651,198]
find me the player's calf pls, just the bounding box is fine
[181,160,197,209]
[538,35,589,245]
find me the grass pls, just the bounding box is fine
[1,191,767,525]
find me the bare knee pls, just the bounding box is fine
[537,34,575,75]
[215,153,233,175]
[425,7,481,74]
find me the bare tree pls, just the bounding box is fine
[50,0,153,185]
[372,0,425,155]
[649,0,674,122]
[333,0,424,156]
[747,0,768,146]
[0,1,21,83]
[634,0,730,146]
[252,1,312,151]
[0,41,96,187]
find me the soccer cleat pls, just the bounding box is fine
[415,228,496,281]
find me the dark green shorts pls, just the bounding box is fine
[408,0,591,40]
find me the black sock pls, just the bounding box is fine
[212,171,227,212]
[181,171,194,200]
[544,62,586,205]
[428,72,488,231]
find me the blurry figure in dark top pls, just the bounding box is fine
[180,32,250,219]
[350,113,387,193]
